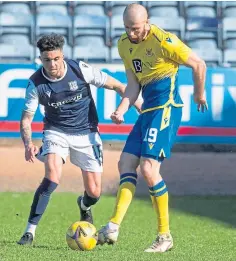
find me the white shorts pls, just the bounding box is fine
[36,127,103,172]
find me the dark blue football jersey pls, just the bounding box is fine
[24,59,107,134]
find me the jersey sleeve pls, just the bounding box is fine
[23,80,39,114]
[161,33,191,64]
[78,61,107,87]
[118,39,131,69]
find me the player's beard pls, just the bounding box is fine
[128,26,148,44]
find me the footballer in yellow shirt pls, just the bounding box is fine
[118,24,191,112]
[98,3,208,253]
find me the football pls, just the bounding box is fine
[66,221,97,251]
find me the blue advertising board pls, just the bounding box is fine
[0,63,236,143]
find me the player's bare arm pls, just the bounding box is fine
[20,111,39,163]
[184,52,208,112]
[111,69,141,124]
[104,75,142,113]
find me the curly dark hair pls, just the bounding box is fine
[37,33,65,53]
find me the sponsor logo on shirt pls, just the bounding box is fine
[48,94,82,108]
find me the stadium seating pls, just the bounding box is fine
[0,11,34,43]
[37,5,68,16]
[185,17,220,48]
[224,49,236,67]
[73,3,109,45]
[225,39,236,50]
[222,18,236,46]
[73,1,108,14]
[0,2,32,14]
[0,34,30,45]
[192,48,222,66]
[111,46,121,62]
[149,6,180,17]
[0,1,236,65]
[73,45,109,63]
[149,17,185,39]
[188,39,217,49]
[74,35,105,47]
[0,42,33,62]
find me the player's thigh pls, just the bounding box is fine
[141,105,181,161]
[118,152,140,174]
[122,115,143,158]
[69,132,103,173]
[81,169,101,198]
[36,128,69,164]
[44,153,64,184]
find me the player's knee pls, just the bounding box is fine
[45,160,62,184]
[140,160,152,178]
[140,158,162,185]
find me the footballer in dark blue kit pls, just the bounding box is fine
[17,33,142,246]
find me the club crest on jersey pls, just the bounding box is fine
[68,81,78,91]
[146,48,153,57]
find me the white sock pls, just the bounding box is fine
[108,222,119,230]
[80,198,91,211]
[24,222,37,238]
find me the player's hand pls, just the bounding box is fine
[194,95,208,113]
[111,111,124,124]
[25,143,39,163]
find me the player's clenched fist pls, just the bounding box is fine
[111,111,124,124]
[25,143,39,163]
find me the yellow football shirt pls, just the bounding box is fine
[118,25,192,112]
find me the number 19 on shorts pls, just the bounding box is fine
[143,128,158,143]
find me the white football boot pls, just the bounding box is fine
[144,233,173,253]
[97,224,119,245]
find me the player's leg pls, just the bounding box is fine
[98,152,139,245]
[78,169,102,224]
[69,132,103,224]
[97,117,142,245]
[141,106,182,252]
[140,157,173,253]
[110,152,139,226]
[18,129,69,245]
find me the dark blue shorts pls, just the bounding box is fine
[123,105,182,161]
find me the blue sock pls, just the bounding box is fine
[83,191,100,208]
[28,178,58,225]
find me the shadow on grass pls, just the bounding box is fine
[106,175,236,228]
[135,193,236,228]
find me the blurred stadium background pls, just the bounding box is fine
[0,1,236,65]
[1,1,236,196]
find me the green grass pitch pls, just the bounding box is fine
[0,193,236,261]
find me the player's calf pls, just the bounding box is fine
[77,191,99,224]
[77,196,93,224]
